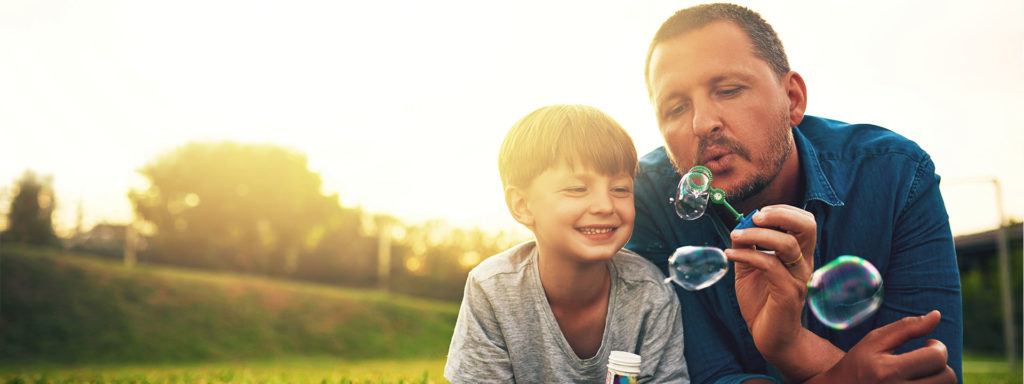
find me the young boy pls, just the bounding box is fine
[444,104,688,383]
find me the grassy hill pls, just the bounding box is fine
[0,245,459,364]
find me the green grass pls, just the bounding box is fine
[1,245,458,364]
[0,357,1017,384]
[963,355,1023,384]
[0,358,448,384]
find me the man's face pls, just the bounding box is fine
[647,21,795,202]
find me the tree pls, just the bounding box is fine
[1,170,59,246]
[128,141,357,276]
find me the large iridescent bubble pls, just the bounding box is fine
[806,255,883,329]
[665,246,729,291]
[674,167,712,220]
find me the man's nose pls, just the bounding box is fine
[691,100,723,138]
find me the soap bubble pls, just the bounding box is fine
[674,168,712,220]
[807,255,883,329]
[665,246,728,291]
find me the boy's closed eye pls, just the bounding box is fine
[563,186,588,195]
[611,187,633,197]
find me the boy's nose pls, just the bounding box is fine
[589,192,614,214]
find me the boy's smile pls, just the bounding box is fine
[516,161,635,264]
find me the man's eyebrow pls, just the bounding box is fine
[655,71,757,106]
[709,72,754,85]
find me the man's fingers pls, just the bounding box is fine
[725,248,777,271]
[725,248,803,291]
[750,205,815,235]
[865,311,942,353]
[730,227,811,279]
[730,227,800,252]
[891,338,950,380]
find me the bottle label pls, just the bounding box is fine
[606,372,638,384]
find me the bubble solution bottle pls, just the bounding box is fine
[606,351,641,384]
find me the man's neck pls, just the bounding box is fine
[734,141,804,215]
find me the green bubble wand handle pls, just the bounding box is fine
[685,166,756,228]
[708,187,743,221]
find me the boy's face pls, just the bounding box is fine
[516,162,635,264]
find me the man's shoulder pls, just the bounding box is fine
[637,146,675,176]
[798,115,929,161]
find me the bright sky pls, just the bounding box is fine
[1,0,1021,238]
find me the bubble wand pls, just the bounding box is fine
[671,165,758,229]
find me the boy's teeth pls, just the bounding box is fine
[579,227,613,234]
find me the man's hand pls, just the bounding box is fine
[725,205,816,361]
[807,311,957,384]
[726,205,956,384]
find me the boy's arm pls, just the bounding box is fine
[443,274,515,383]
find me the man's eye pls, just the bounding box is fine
[719,87,743,96]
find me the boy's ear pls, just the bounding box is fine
[505,186,535,227]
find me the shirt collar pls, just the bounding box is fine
[794,125,845,208]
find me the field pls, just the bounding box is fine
[1,358,1020,383]
[2,246,1020,383]
[963,356,1023,384]
[0,246,457,364]
[0,358,447,384]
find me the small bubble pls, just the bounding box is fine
[807,255,883,329]
[666,246,728,290]
[674,169,711,220]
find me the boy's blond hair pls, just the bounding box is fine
[498,104,637,189]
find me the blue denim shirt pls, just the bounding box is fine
[625,115,963,384]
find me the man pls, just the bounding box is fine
[626,3,962,383]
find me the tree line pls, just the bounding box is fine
[2,141,525,301]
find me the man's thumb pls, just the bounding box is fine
[867,310,941,353]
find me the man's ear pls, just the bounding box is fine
[783,71,808,127]
[505,186,535,227]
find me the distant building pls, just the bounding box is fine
[954,222,1023,271]
[65,223,134,258]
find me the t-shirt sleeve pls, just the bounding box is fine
[640,281,690,384]
[443,273,515,383]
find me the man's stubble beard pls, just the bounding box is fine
[666,110,793,203]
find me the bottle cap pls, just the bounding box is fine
[607,351,641,375]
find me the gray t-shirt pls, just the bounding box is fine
[444,241,688,383]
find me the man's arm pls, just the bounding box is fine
[727,157,961,383]
[627,176,775,384]
[806,156,961,383]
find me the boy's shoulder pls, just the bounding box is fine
[468,241,537,282]
[610,248,678,310]
[611,248,668,285]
